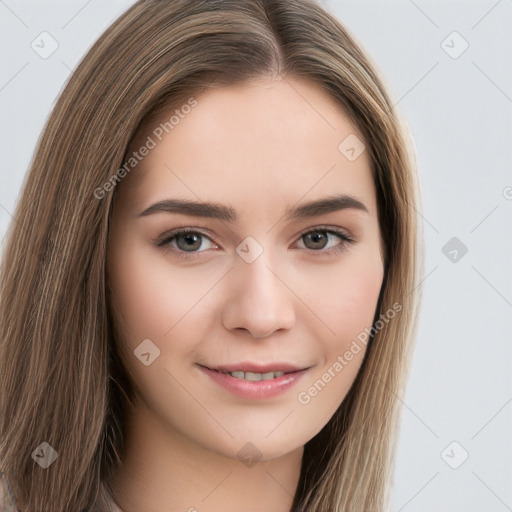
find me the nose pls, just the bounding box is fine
[220,249,296,339]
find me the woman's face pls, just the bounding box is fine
[107,76,384,462]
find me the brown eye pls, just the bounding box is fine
[302,231,330,250]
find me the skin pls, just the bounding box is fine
[106,75,384,512]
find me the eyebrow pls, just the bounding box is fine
[137,194,369,222]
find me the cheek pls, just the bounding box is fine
[300,247,384,345]
[108,241,211,347]
[296,258,383,428]
[107,244,199,405]
[333,257,383,333]
[108,252,169,345]
[294,249,383,410]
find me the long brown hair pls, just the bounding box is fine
[0,1,422,510]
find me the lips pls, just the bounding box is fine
[198,362,310,399]
[203,362,306,374]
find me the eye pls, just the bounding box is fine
[155,226,355,259]
[297,228,354,255]
[156,228,218,255]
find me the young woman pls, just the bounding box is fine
[0,0,422,511]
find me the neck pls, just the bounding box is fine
[108,400,303,512]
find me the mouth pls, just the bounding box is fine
[197,362,311,399]
[199,362,307,381]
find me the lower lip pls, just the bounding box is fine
[198,366,309,400]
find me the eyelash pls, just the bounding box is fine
[155,226,355,261]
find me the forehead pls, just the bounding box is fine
[116,76,376,219]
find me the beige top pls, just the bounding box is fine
[94,483,125,512]
[0,471,124,512]
[0,471,19,512]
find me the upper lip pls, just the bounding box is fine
[201,362,308,374]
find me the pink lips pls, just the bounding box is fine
[198,362,310,400]
[211,361,304,374]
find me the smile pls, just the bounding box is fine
[198,364,310,400]
[219,370,286,380]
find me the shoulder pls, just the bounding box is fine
[0,470,20,512]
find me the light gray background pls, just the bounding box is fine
[1,1,511,511]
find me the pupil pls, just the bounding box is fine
[308,232,326,249]
[179,233,201,251]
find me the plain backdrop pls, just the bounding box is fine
[0,1,511,511]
